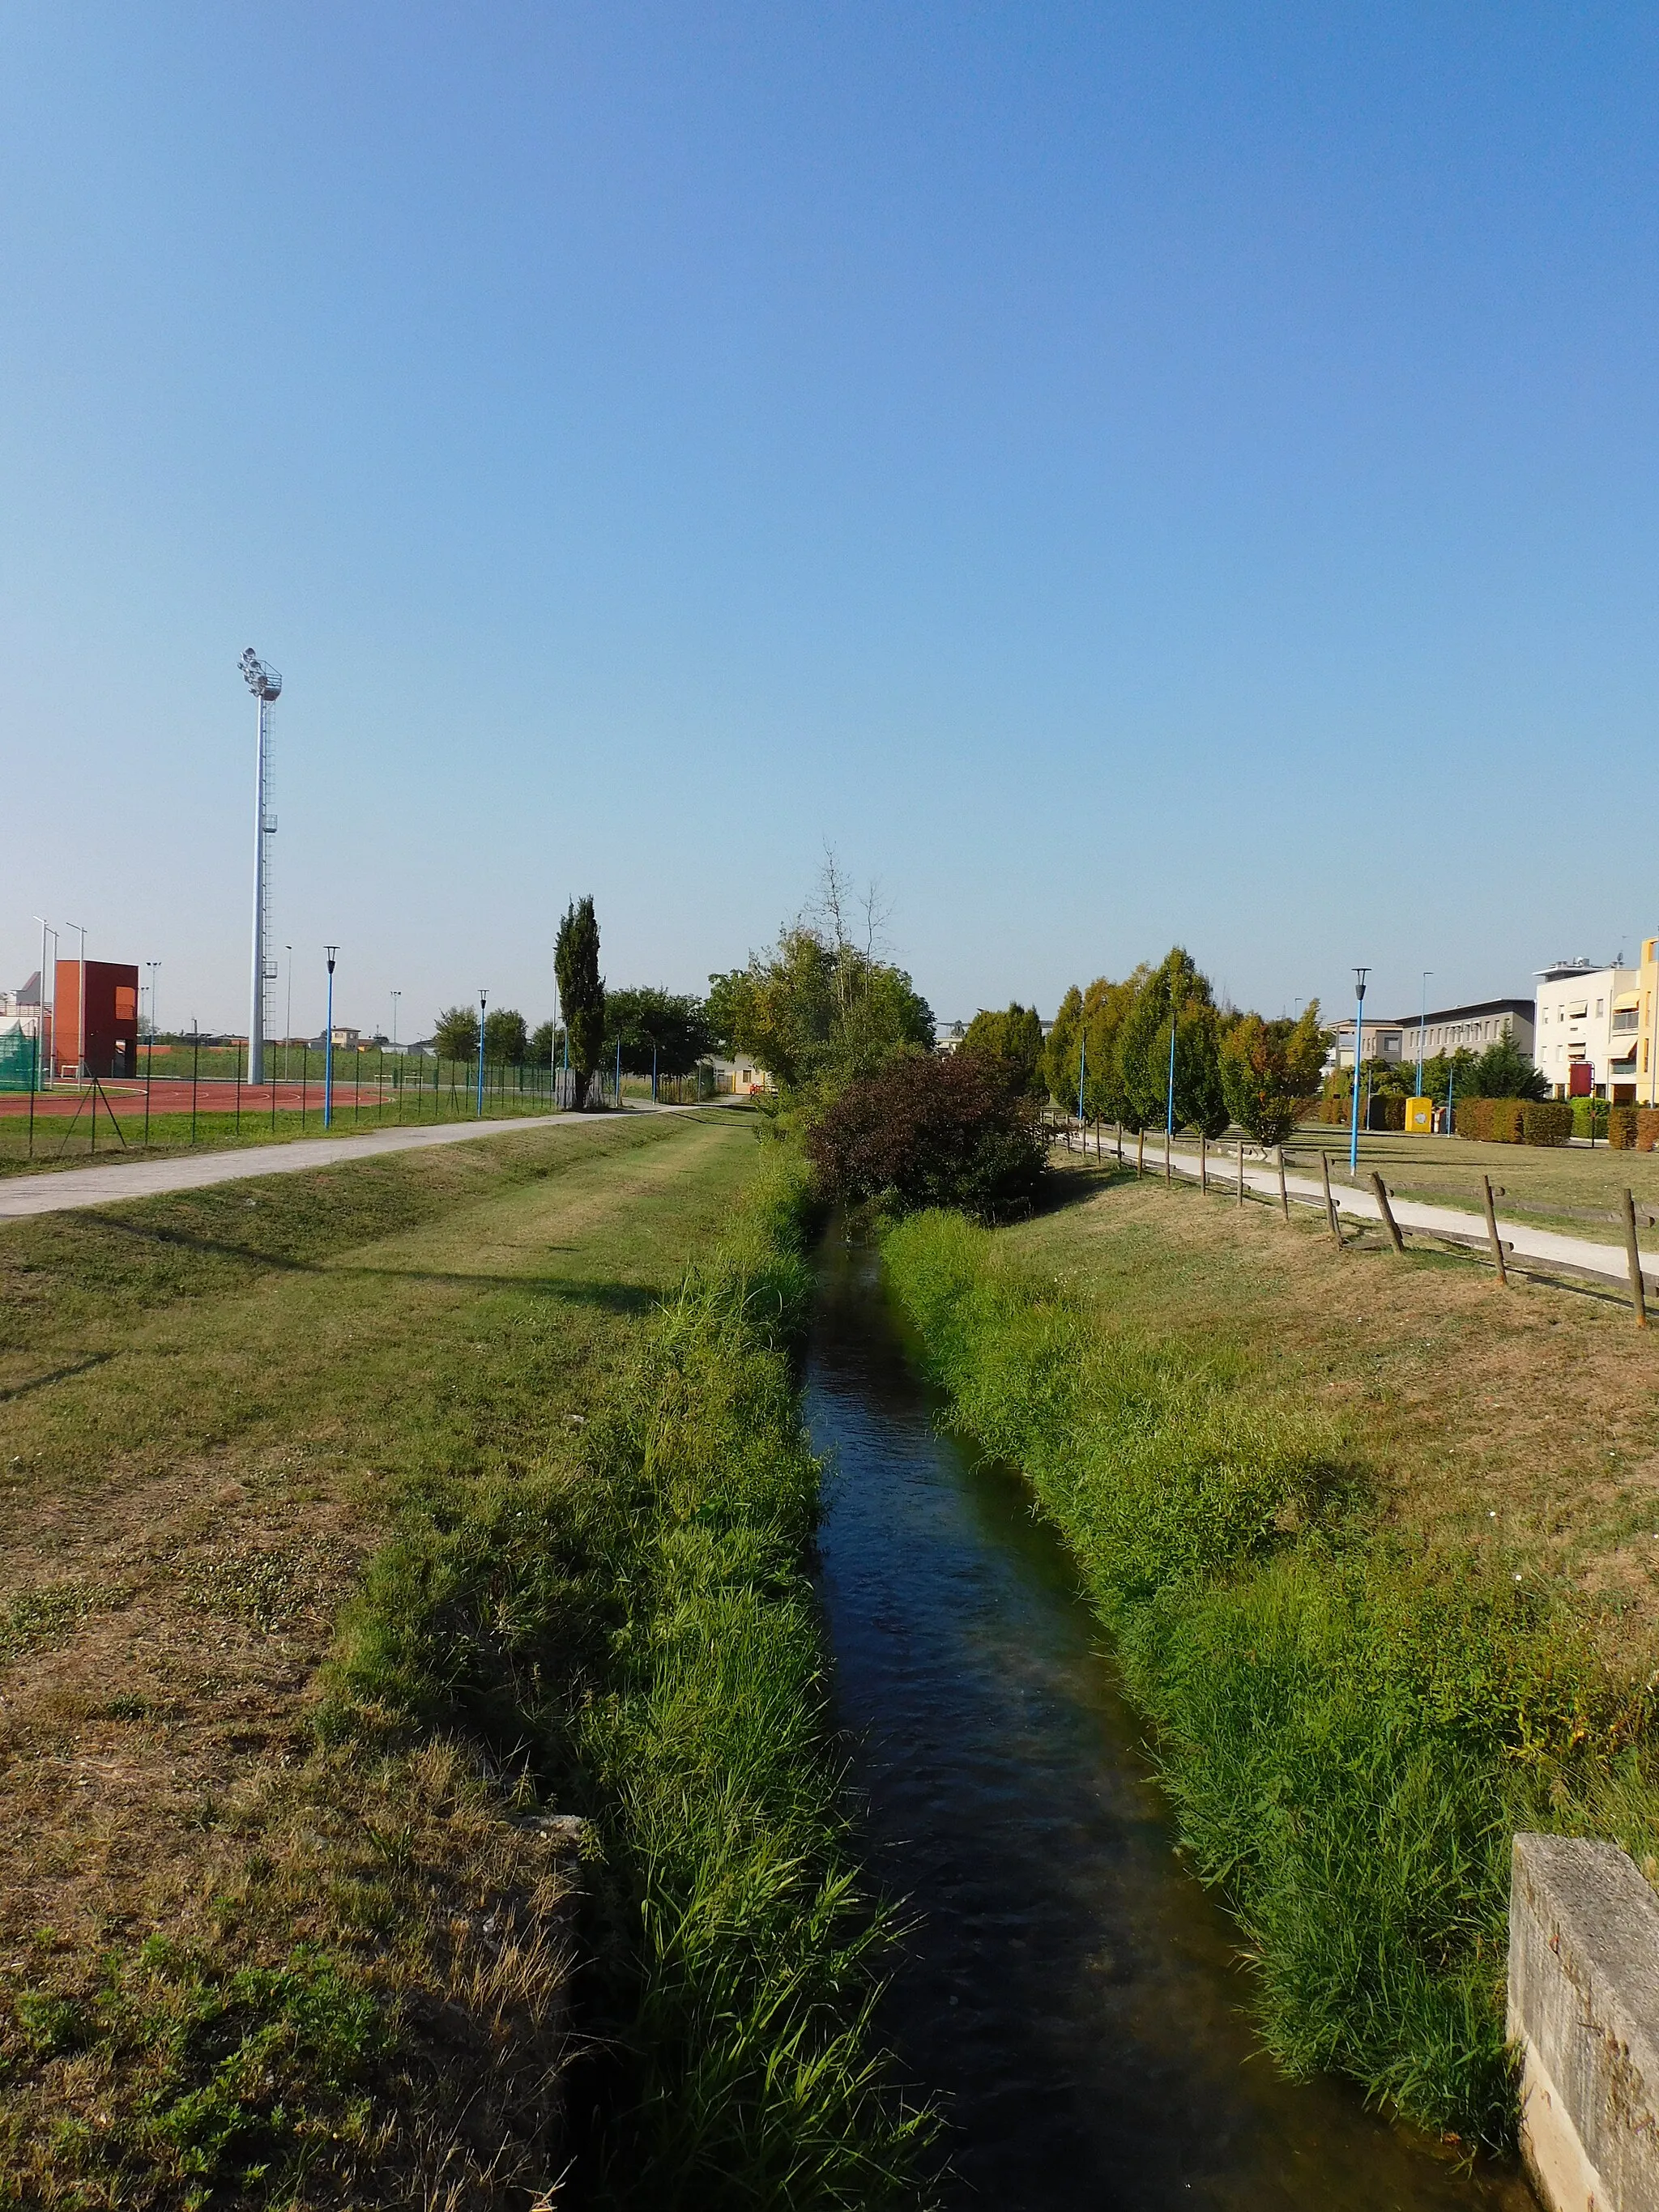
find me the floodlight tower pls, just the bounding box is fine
[239,648,282,1084]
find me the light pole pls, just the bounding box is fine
[66,922,87,1080]
[239,649,282,1084]
[323,946,338,1129]
[1349,966,1369,1176]
[284,946,293,1086]
[145,961,160,1073]
[1416,971,1434,1098]
[476,991,488,1117]
[30,916,49,1090]
[390,990,400,1049]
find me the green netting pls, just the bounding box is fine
[0,1030,39,1091]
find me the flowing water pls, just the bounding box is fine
[805,1234,1534,2212]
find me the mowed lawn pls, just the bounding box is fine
[1284,1123,1659,1247]
[0,1110,757,2008]
[1029,1155,1659,1661]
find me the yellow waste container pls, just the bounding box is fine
[1404,1096,1433,1134]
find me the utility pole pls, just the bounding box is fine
[239,649,282,1084]
[1417,970,1433,1097]
[476,991,488,1117]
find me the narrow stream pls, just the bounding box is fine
[806,1233,1533,2212]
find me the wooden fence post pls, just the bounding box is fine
[1278,1149,1290,1222]
[1201,1132,1208,1191]
[1137,1128,1144,1178]
[1482,1175,1510,1288]
[1320,1152,1341,1245]
[1370,1171,1405,1253]
[1624,1188,1648,1328]
[1237,1139,1245,1206]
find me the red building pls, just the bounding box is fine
[54,959,139,1079]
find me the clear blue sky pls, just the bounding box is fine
[5,4,1657,1038]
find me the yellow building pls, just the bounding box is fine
[1639,939,1659,1106]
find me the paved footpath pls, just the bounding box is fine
[1066,1131,1659,1290]
[0,1105,721,1221]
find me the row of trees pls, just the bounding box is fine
[972,951,1330,1149]
[431,897,717,1109]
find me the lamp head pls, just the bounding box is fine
[325,944,337,975]
[1354,965,1369,1003]
[240,648,282,702]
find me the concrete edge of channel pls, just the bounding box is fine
[1509,1831,1659,2211]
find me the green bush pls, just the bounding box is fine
[1610,1106,1640,1149]
[1572,1098,1609,1140]
[882,1210,1653,2150]
[1521,1102,1573,1147]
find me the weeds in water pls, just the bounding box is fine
[884,1207,1659,2150]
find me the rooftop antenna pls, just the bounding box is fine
[240,648,282,1085]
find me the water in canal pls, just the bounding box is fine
[806,1233,1534,2212]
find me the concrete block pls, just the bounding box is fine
[1509,1831,1659,2211]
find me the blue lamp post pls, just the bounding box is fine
[476,991,488,1117]
[1416,970,1433,1099]
[1348,966,1368,1175]
[323,945,338,1129]
[1077,1026,1087,1125]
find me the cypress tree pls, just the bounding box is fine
[556,895,607,1108]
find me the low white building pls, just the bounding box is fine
[1326,997,1535,1080]
[1534,958,1639,1101]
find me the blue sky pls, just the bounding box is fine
[4,4,1657,1038]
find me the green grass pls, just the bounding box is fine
[1282,1123,1659,1247]
[883,1202,1659,2151]
[327,1148,934,2209]
[0,1117,928,2207]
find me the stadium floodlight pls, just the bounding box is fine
[240,649,283,1085]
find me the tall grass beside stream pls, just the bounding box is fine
[329,1151,932,2209]
[883,1208,1659,2151]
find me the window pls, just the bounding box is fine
[1570,1001,1589,1019]
[1597,999,1605,1016]
[1614,1009,1638,1033]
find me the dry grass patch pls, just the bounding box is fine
[1026,1157,1659,1659]
[0,1112,758,2207]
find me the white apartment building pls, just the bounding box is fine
[1533,958,1640,1100]
[1326,997,1535,1080]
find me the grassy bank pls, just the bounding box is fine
[326,1146,930,2208]
[884,1181,1659,2150]
[0,1115,926,2205]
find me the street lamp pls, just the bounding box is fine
[323,946,338,1129]
[1349,966,1369,1176]
[476,991,488,1117]
[1416,971,1434,1099]
[284,946,293,1086]
[390,990,400,1049]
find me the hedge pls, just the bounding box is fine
[1520,1102,1572,1147]
[1610,1107,1640,1150]
[1572,1099,1610,1140]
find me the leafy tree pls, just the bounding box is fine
[1115,948,1218,1133]
[806,1052,1047,1221]
[720,873,934,1105]
[433,1005,479,1066]
[606,987,714,1091]
[960,1004,1047,1097]
[1044,987,1084,1106]
[483,1008,528,1065]
[530,1018,566,1066]
[556,896,606,1108]
[1220,1004,1328,1147]
[705,970,751,1057]
[1081,973,1148,1124]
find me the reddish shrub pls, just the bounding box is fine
[805,1053,1048,1221]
